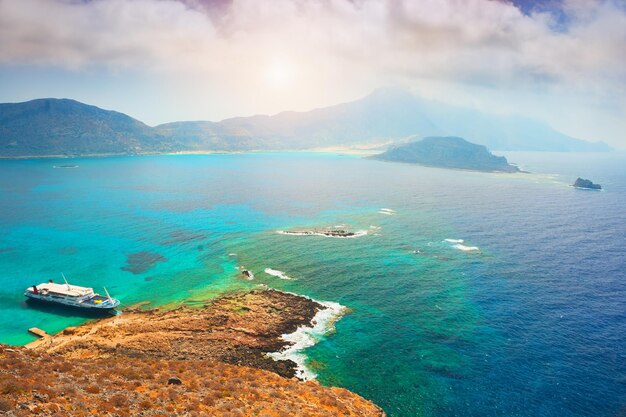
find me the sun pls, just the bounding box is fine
[264,60,294,88]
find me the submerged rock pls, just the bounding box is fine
[573,177,602,190]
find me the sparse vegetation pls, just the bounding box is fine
[0,345,384,416]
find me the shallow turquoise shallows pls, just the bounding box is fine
[1,152,624,417]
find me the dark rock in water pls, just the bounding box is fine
[372,136,520,173]
[573,177,602,190]
[167,377,182,385]
[121,251,167,274]
[281,229,357,237]
[318,229,355,237]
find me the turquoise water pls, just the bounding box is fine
[1,152,624,416]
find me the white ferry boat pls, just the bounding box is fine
[25,275,120,312]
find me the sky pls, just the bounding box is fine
[0,0,625,148]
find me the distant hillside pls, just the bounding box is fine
[0,91,610,157]
[0,98,170,156]
[372,136,520,172]
[156,88,610,152]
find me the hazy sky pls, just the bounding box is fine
[0,0,625,148]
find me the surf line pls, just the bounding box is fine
[265,289,348,380]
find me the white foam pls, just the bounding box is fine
[453,244,480,252]
[277,230,368,239]
[378,211,394,215]
[267,297,347,380]
[444,239,464,243]
[228,253,237,256]
[379,208,396,213]
[264,268,292,280]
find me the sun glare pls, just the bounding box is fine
[264,60,293,88]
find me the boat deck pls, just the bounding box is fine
[82,295,115,306]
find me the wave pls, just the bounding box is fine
[453,244,480,252]
[264,268,292,280]
[379,208,396,213]
[267,295,348,381]
[444,239,464,243]
[277,230,368,239]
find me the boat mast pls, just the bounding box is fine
[104,287,113,303]
[61,272,70,290]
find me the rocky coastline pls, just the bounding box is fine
[0,289,385,416]
[28,289,323,379]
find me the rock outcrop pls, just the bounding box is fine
[572,177,602,190]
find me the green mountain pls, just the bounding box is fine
[372,136,520,172]
[0,90,611,157]
[0,98,170,156]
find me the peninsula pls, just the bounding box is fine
[372,136,520,173]
[0,289,384,416]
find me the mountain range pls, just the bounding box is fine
[0,88,610,157]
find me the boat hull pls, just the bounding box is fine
[24,298,119,318]
[24,292,119,312]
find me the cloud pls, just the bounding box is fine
[1,0,624,84]
[0,0,624,145]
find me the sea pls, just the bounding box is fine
[0,151,624,417]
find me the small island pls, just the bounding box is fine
[371,136,520,173]
[572,177,602,190]
[280,229,356,238]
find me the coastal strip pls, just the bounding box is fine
[27,289,328,380]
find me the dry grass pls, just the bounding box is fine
[0,346,384,417]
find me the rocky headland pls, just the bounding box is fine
[0,289,384,416]
[372,136,520,173]
[28,290,321,378]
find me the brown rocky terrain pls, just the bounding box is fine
[0,289,385,416]
[29,289,323,378]
[0,345,384,416]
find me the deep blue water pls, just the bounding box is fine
[0,152,624,417]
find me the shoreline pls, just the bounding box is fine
[267,291,348,380]
[26,288,344,381]
[0,147,378,160]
